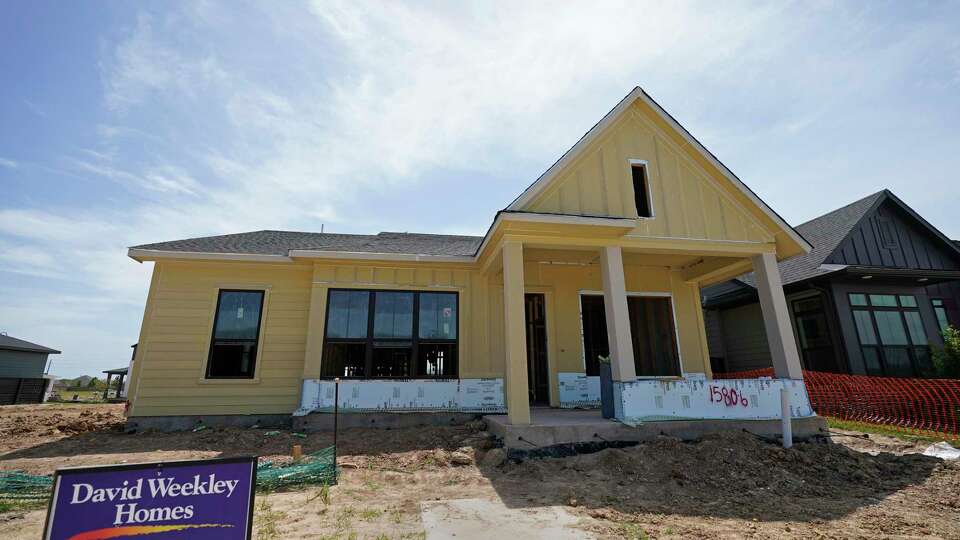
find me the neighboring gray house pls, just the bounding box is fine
[703,190,960,377]
[0,334,60,404]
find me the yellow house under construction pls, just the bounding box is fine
[126,88,815,433]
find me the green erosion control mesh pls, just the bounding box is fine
[256,445,338,491]
[0,445,338,501]
[0,471,53,501]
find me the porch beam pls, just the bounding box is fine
[752,252,804,379]
[600,246,637,382]
[515,235,775,258]
[679,257,751,284]
[502,240,531,425]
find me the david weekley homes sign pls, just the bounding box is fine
[43,456,257,540]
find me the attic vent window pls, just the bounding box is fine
[630,161,653,218]
[878,218,898,249]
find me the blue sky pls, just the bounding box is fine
[2,1,959,378]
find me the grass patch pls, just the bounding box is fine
[0,499,47,514]
[254,498,287,540]
[826,417,960,446]
[360,508,382,521]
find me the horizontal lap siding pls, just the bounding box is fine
[718,303,772,372]
[129,261,313,417]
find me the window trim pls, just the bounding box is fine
[200,286,271,383]
[577,290,682,379]
[627,159,655,220]
[847,292,930,377]
[321,288,460,379]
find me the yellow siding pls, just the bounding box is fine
[522,102,774,245]
[129,253,714,416]
[128,260,313,417]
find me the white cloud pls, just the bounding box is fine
[3,1,958,377]
[0,157,18,169]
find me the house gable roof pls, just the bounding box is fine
[706,189,960,301]
[506,87,811,257]
[131,230,483,259]
[0,334,61,355]
[129,87,810,263]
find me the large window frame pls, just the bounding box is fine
[578,291,682,378]
[848,293,932,377]
[205,289,266,380]
[321,288,459,379]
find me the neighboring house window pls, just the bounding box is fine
[322,289,458,378]
[630,163,653,218]
[579,294,681,377]
[932,299,950,333]
[791,295,837,372]
[206,290,265,379]
[848,293,932,377]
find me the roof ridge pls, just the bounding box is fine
[794,190,886,230]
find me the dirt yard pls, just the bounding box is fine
[2,403,959,539]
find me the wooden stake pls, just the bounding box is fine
[292,444,302,461]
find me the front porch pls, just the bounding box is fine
[490,228,810,428]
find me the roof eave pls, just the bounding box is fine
[127,248,294,263]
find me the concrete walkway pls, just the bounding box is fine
[420,498,595,539]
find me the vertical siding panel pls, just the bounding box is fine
[682,166,707,238]
[651,136,674,235]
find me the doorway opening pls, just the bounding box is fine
[524,293,549,406]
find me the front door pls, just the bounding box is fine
[524,293,549,405]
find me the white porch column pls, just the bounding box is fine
[502,241,531,425]
[600,246,636,382]
[752,252,804,379]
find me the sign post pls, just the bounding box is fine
[43,456,257,540]
[333,377,340,466]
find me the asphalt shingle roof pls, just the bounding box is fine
[131,230,484,257]
[737,190,885,288]
[0,334,60,354]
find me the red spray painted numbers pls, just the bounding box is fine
[709,385,749,407]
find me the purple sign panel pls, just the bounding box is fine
[43,456,257,540]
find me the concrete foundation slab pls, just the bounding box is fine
[127,414,290,432]
[293,411,480,432]
[420,498,595,540]
[485,408,827,451]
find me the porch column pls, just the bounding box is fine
[502,240,531,425]
[600,246,636,381]
[752,252,804,379]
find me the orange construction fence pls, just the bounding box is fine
[716,368,960,436]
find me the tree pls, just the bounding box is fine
[933,326,960,379]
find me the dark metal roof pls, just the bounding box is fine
[0,334,61,354]
[131,230,484,257]
[103,367,129,375]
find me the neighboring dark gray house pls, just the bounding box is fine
[703,190,960,377]
[0,334,61,404]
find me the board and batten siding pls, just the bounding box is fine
[521,101,775,246]
[826,199,960,271]
[127,260,314,417]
